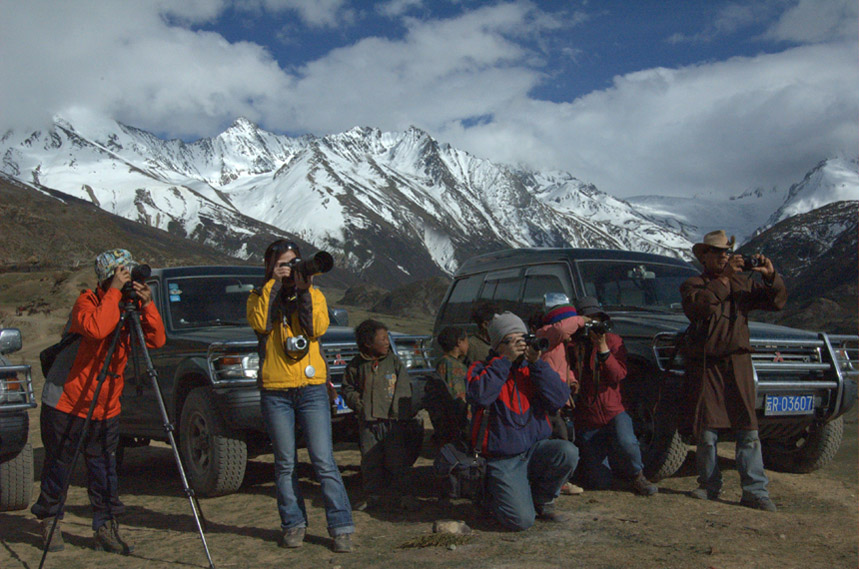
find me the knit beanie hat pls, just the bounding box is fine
[488,311,527,350]
[95,249,136,283]
[543,304,578,325]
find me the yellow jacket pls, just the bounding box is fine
[246,278,329,390]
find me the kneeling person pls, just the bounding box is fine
[467,312,579,531]
[570,297,657,496]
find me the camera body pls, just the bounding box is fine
[575,319,613,339]
[522,333,549,352]
[121,264,151,301]
[284,335,309,352]
[742,255,764,271]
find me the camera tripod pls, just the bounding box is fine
[40,298,216,569]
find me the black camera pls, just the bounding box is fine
[121,264,151,301]
[576,319,613,339]
[522,333,549,352]
[280,251,334,281]
[742,255,764,271]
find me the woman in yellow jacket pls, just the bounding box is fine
[247,240,354,553]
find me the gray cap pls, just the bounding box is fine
[488,311,527,350]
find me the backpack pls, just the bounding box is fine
[38,313,82,406]
[432,407,490,503]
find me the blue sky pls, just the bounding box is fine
[1,0,856,199]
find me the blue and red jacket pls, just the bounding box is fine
[467,354,570,457]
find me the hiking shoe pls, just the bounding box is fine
[631,472,658,496]
[536,503,571,523]
[354,494,381,512]
[40,517,65,552]
[332,533,353,553]
[740,495,777,512]
[689,486,721,501]
[560,482,584,495]
[94,520,134,555]
[280,526,306,548]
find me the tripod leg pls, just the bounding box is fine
[39,310,130,569]
[127,306,217,569]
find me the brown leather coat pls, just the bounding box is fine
[679,271,787,437]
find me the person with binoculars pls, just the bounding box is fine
[568,297,658,496]
[247,239,354,553]
[466,312,579,531]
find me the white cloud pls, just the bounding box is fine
[437,40,858,198]
[0,0,855,203]
[764,0,858,43]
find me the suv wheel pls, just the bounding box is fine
[629,394,688,481]
[762,416,844,474]
[0,442,33,511]
[179,387,247,497]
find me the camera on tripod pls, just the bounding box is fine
[121,264,151,301]
[522,333,549,352]
[279,251,334,281]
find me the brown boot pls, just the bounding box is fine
[631,471,658,496]
[94,519,134,555]
[40,517,65,552]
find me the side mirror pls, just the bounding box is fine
[543,292,570,310]
[0,328,23,355]
[329,307,349,327]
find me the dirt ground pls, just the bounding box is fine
[0,271,857,569]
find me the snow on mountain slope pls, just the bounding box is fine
[763,157,859,230]
[3,115,849,286]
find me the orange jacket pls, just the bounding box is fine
[55,287,166,420]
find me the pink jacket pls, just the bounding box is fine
[536,316,586,393]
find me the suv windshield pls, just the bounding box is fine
[166,275,257,329]
[576,260,698,311]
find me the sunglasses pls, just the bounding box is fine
[705,246,732,256]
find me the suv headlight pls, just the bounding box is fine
[0,374,26,405]
[212,353,259,382]
[395,343,431,370]
[835,347,855,373]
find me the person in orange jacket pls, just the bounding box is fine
[32,249,166,555]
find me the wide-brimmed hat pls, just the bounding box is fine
[692,230,735,263]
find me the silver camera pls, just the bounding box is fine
[284,335,309,352]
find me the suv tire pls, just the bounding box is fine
[179,387,247,497]
[761,416,844,474]
[0,442,33,511]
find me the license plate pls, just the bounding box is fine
[333,395,352,415]
[764,394,814,416]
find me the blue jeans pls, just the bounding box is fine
[577,412,644,489]
[696,429,769,499]
[485,438,579,531]
[260,385,354,536]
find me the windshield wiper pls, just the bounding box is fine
[604,305,677,314]
[191,319,247,327]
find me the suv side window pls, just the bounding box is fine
[521,264,572,312]
[479,269,522,314]
[437,274,484,326]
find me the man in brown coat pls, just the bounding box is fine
[680,230,787,512]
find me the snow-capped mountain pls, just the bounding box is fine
[0,116,693,286]
[762,157,859,231]
[627,157,858,246]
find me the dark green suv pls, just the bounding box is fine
[0,328,36,511]
[433,248,857,479]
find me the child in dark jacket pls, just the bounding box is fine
[341,319,418,510]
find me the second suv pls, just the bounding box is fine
[433,248,857,480]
